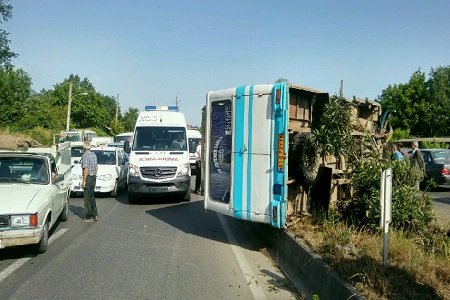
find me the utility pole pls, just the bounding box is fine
[66,82,73,131]
[115,94,119,123]
[339,80,344,98]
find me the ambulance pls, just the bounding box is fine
[203,82,329,229]
[124,106,191,203]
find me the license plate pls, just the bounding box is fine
[277,134,285,171]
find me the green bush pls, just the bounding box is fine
[339,158,434,232]
[26,126,54,146]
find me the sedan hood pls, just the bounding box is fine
[0,185,47,213]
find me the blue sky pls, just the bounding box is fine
[4,0,450,126]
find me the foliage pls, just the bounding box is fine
[121,107,139,132]
[391,128,410,141]
[275,77,290,84]
[289,216,450,299]
[0,67,32,127]
[379,66,450,137]
[0,0,17,67]
[308,97,353,164]
[421,139,450,149]
[339,156,434,232]
[26,126,54,146]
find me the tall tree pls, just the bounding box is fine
[0,67,32,127]
[0,0,17,67]
[122,108,139,132]
[427,66,450,136]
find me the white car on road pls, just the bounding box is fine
[0,142,72,253]
[71,147,129,197]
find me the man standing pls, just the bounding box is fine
[411,141,425,173]
[194,142,202,195]
[81,141,98,222]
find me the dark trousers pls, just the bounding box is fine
[84,175,98,219]
[194,161,202,193]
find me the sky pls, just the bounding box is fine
[4,0,450,126]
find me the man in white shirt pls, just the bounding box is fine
[194,143,202,195]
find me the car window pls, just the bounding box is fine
[432,150,450,163]
[93,150,116,165]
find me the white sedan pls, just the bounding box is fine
[71,147,129,197]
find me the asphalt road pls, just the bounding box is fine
[0,182,297,300]
[428,188,450,226]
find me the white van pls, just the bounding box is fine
[187,129,202,174]
[125,106,191,203]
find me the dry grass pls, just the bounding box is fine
[289,216,450,299]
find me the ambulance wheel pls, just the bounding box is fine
[183,189,191,202]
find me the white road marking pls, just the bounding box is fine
[218,214,267,300]
[0,228,68,284]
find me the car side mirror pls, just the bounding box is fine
[53,174,64,184]
[124,141,130,154]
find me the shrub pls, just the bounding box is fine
[26,126,54,146]
[339,157,434,232]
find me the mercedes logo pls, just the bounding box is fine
[154,168,163,177]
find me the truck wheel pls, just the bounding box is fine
[110,180,118,197]
[60,197,69,222]
[183,189,191,202]
[35,221,49,254]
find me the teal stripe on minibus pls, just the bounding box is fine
[246,85,254,221]
[233,85,246,219]
[271,82,288,228]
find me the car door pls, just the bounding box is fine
[118,150,128,187]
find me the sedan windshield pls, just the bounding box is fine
[92,150,116,165]
[0,156,49,184]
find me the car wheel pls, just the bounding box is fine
[35,221,49,254]
[111,180,118,197]
[183,189,191,202]
[60,196,69,222]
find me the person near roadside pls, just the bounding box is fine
[397,142,410,159]
[411,140,425,174]
[390,143,404,161]
[81,141,98,222]
[194,142,203,195]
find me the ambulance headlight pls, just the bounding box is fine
[178,163,190,176]
[128,164,140,177]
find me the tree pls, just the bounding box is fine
[427,66,450,136]
[0,0,17,67]
[122,108,139,132]
[0,67,32,128]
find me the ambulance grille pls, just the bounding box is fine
[140,167,177,179]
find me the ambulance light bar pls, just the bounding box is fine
[145,105,179,111]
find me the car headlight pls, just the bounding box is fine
[98,174,113,181]
[178,163,190,176]
[129,164,140,177]
[11,214,37,227]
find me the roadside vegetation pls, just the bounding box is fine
[288,95,450,299]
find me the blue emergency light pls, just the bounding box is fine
[145,105,179,111]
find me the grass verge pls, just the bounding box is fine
[288,216,450,299]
